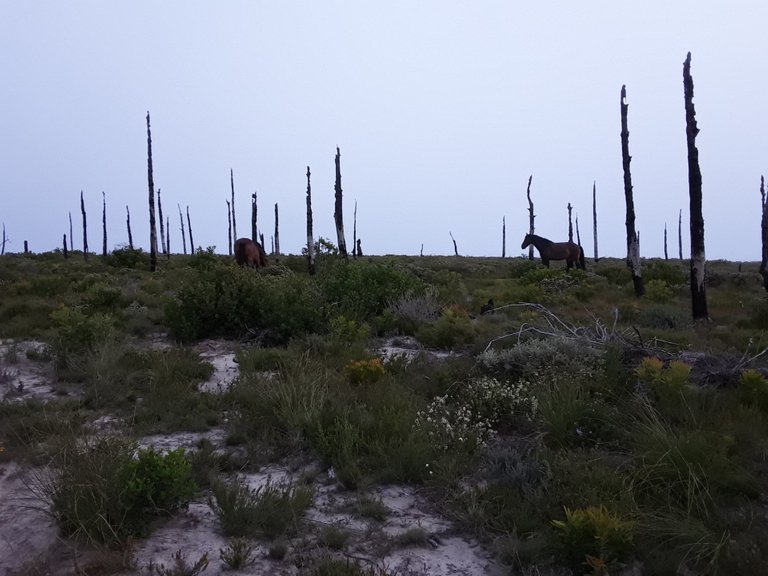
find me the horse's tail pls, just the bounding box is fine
[579,245,586,270]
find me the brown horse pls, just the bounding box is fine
[521,233,585,271]
[234,237,269,268]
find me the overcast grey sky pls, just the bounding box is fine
[2,2,767,260]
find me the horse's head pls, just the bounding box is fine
[521,234,532,249]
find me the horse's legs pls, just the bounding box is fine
[542,258,550,268]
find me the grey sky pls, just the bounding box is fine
[2,2,766,260]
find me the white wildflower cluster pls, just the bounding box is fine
[414,377,537,453]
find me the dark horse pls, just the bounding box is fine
[521,234,585,271]
[234,237,269,268]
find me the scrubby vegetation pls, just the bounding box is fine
[2,251,768,574]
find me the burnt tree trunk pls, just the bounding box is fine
[592,181,599,262]
[274,202,280,263]
[178,204,187,255]
[69,212,74,252]
[678,209,683,260]
[146,112,158,272]
[24,241,28,254]
[684,52,708,320]
[102,191,107,257]
[1,223,6,255]
[761,176,768,291]
[664,224,669,260]
[502,216,506,258]
[80,190,89,261]
[352,200,358,260]
[126,205,134,249]
[259,233,265,252]
[186,206,195,255]
[251,190,257,243]
[230,169,237,241]
[306,167,316,275]
[449,231,459,256]
[158,188,166,255]
[356,239,363,257]
[63,234,68,259]
[334,147,348,259]
[567,203,573,242]
[226,199,232,255]
[526,175,535,260]
[166,216,170,257]
[620,85,644,296]
[575,215,582,247]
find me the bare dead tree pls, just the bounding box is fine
[24,241,28,254]
[352,200,358,260]
[306,166,315,275]
[69,212,73,252]
[575,214,582,247]
[678,209,683,260]
[158,188,166,255]
[226,199,232,255]
[166,216,170,257]
[101,191,107,257]
[251,190,257,242]
[230,169,237,241]
[684,52,708,320]
[620,85,644,296]
[146,112,158,272]
[761,176,768,291]
[356,238,363,257]
[1,223,6,255]
[449,231,459,256]
[502,216,506,258]
[259,232,265,252]
[334,146,348,259]
[592,181,599,261]
[526,175,535,260]
[567,203,574,242]
[63,234,68,259]
[274,202,280,263]
[126,205,134,249]
[178,204,187,255]
[80,190,89,261]
[664,224,669,260]
[420,243,424,257]
[186,206,195,255]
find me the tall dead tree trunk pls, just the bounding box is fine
[760,176,768,291]
[352,200,358,260]
[230,169,237,241]
[80,190,89,261]
[1,223,6,255]
[356,239,363,257]
[502,216,506,258]
[166,216,170,257]
[63,234,68,259]
[186,206,195,255]
[146,112,158,272]
[334,147,348,259]
[620,85,644,296]
[226,200,232,255]
[567,203,574,242]
[24,241,28,254]
[575,215,582,247]
[306,166,315,275]
[526,175,535,260]
[274,202,280,263]
[69,212,73,252]
[449,231,459,256]
[126,205,134,249]
[251,191,257,243]
[664,224,669,260]
[678,209,683,260]
[178,204,187,255]
[592,181,599,262]
[101,191,107,257]
[158,188,166,255]
[684,52,708,320]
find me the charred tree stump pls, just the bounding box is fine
[230,169,237,241]
[592,181,599,262]
[80,190,89,261]
[352,200,358,260]
[1,223,5,255]
[24,241,28,254]
[449,231,459,256]
[761,176,768,291]
[146,112,158,272]
[575,215,582,247]
[178,204,187,255]
[186,206,195,255]
[63,234,68,259]
[158,188,166,255]
[526,175,535,260]
[678,209,683,260]
[620,85,644,296]
[567,203,574,242]
[226,199,232,256]
[502,216,506,258]
[126,205,134,249]
[259,232,265,251]
[683,53,708,320]
[251,190,257,243]
[274,202,280,263]
[356,238,363,257]
[334,147,348,259]
[101,191,107,257]
[664,224,669,260]
[69,212,73,252]
[306,166,315,275]
[166,216,170,257]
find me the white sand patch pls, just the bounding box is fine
[195,340,239,393]
[0,340,73,402]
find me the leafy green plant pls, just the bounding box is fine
[551,505,634,572]
[738,369,768,412]
[219,538,256,569]
[344,358,385,385]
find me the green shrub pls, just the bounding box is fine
[644,279,674,303]
[738,369,768,412]
[644,260,687,286]
[551,505,634,572]
[219,538,256,569]
[415,309,477,350]
[344,358,385,385]
[209,477,313,539]
[106,247,149,269]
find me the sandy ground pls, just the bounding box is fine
[0,339,505,576]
